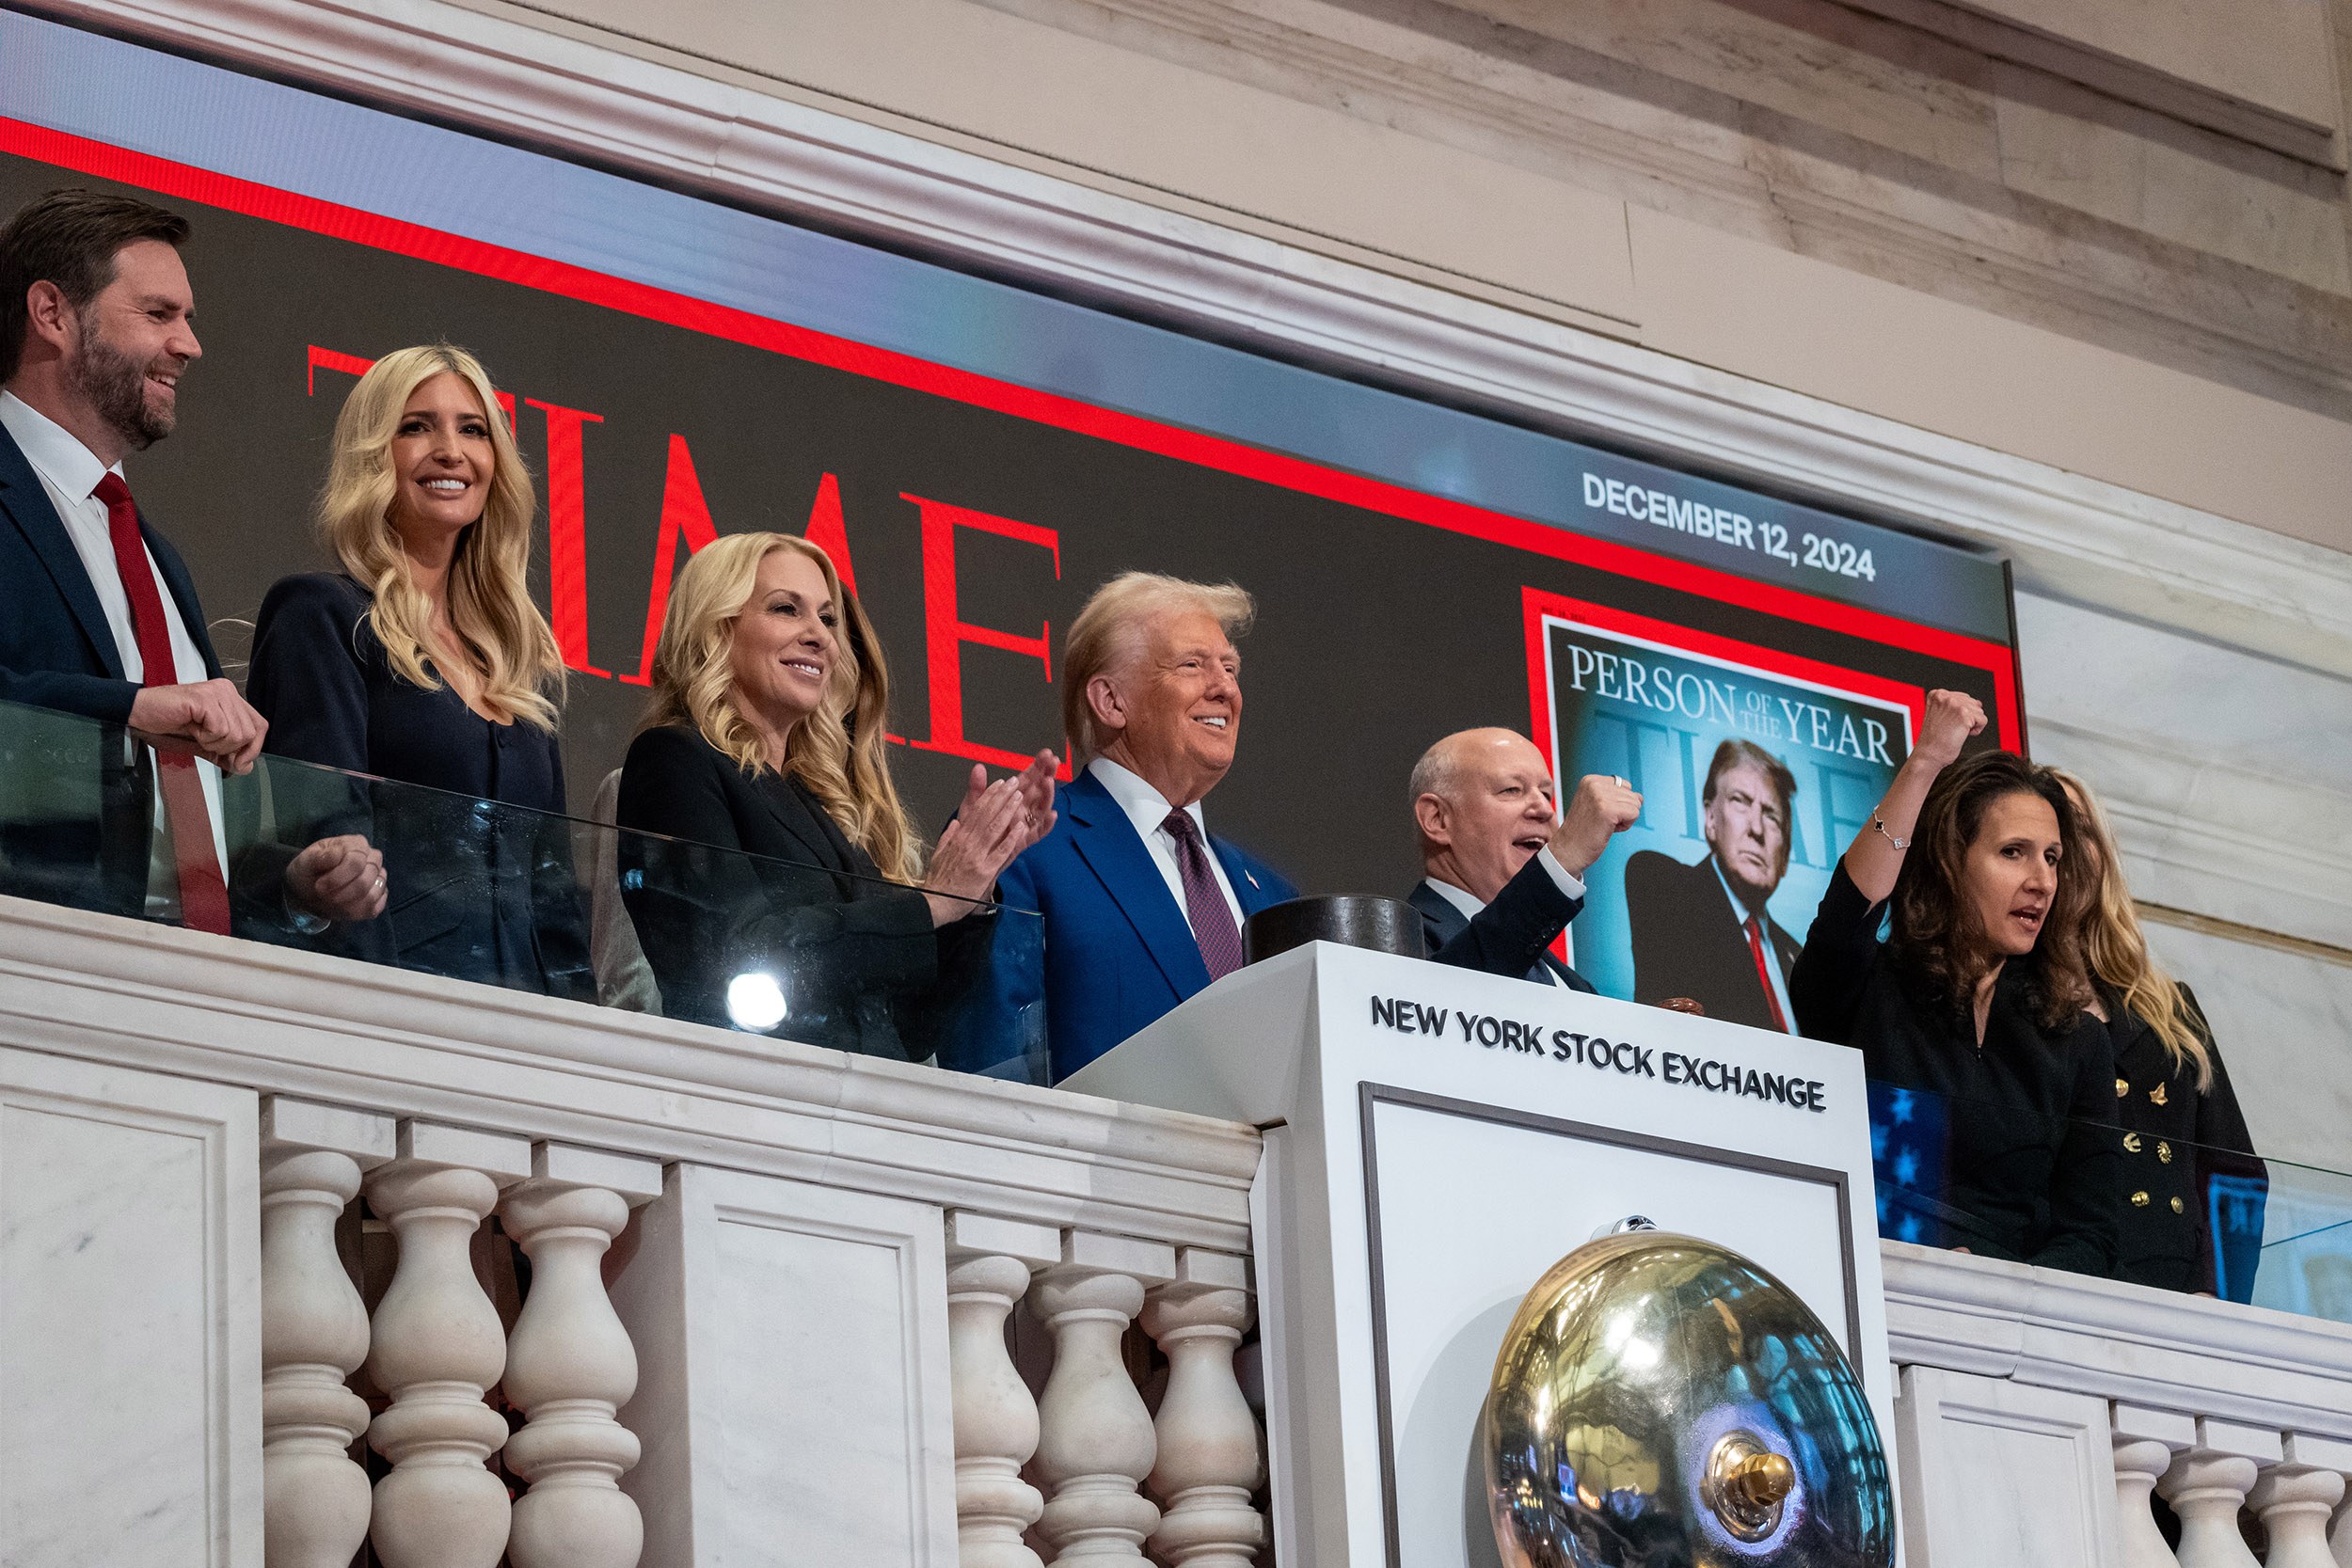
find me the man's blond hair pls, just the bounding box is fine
[1060,572,1254,765]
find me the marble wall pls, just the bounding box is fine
[462,0,2352,555]
[2017,590,2352,1175]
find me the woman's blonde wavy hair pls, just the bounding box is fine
[637,531,921,883]
[2055,770,2213,1090]
[315,344,564,731]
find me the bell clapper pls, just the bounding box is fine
[1702,1429,1795,1542]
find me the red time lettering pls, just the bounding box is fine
[905,494,1067,775]
[525,398,611,677]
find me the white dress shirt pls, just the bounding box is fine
[0,391,226,916]
[1712,855,1796,1030]
[1421,848,1586,988]
[1087,756,1247,937]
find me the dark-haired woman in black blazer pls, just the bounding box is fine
[616,530,1056,1056]
[1789,689,2121,1277]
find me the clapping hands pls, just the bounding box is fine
[923,750,1061,927]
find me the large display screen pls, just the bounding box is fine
[0,12,2020,1017]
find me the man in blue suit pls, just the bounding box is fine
[0,188,380,928]
[977,572,1295,1082]
[1406,728,1641,991]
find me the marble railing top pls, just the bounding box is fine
[1882,1240,2352,1440]
[0,895,1260,1254]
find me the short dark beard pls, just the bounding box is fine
[72,318,173,451]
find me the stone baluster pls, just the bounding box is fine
[499,1143,664,1568]
[1033,1230,1176,1560]
[261,1098,395,1568]
[2112,1403,2191,1568]
[2333,1486,2352,1568]
[2254,1435,2352,1568]
[945,1212,1061,1568]
[1141,1249,1264,1568]
[2160,1418,2280,1568]
[362,1121,532,1568]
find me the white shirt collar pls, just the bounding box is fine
[1088,756,1209,842]
[1421,874,1486,921]
[0,389,119,504]
[1710,853,1761,929]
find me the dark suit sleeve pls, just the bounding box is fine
[1427,854,1581,980]
[0,665,140,722]
[1624,851,1705,1005]
[939,838,1047,1079]
[1788,861,1885,1044]
[528,737,596,1006]
[617,727,937,1033]
[235,577,379,946]
[2026,1015,2124,1277]
[248,576,371,772]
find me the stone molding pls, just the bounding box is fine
[997,0,2352,409]
[2030,714,2352,952]
[1837,0,2344,167]
[24,0,2352,680]
[1882,1240,2352,1440]
[0,895,1260,1252]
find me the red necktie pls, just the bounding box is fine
[1163,809,1246,980]
[1744,912,1789,1033]
[94,473,230,936]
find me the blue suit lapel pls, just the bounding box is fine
[1210,837,1277,916]
[1063,771,1211,997]
[0,425,125,679]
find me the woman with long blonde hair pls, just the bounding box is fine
[2058,771,2265,1299]
[248,343,590,997]
[615,531,1057,1054]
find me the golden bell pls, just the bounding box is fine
[1479,1230,1894,1566]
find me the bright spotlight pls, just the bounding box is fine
[725,972,787,1033]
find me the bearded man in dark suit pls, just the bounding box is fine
[0,188,380,929]
[1624,738,1802,1031]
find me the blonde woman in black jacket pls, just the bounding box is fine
[2058,771,2265,1300]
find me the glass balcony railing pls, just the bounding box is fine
[1867,1076,2352,1323]
[0,696,1045,1083]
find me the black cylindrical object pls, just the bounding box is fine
[1243,895,1425,965]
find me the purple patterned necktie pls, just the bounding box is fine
[1163,809,1246,979]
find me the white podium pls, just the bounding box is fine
[1064,941,1897,1568]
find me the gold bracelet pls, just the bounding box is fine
[1871,815,1910,850]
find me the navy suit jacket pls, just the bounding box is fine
[0,420,219,720]
[1623,848,1800,1030]
[0,420,229,919]
[1408,855,1597,992]
[970,768,1297,1083]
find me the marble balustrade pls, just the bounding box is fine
[1883,1241,2352,1568]
[0,895,1260,1567]
[18,892,2352,1568]
[251,1108,1265,1568]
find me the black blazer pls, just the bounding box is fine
[2106,983,2265,1301]
[1624,849,1802,1030]
[615,723,992,1058]
[247,573,591,1000]
[1407,855,1597,991]
[0,420,232,919]
[1790,861,2121,1277]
